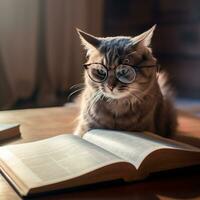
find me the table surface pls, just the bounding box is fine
[0,104,200,200]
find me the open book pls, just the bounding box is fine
[0,129,200,196]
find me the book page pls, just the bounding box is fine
[0,134,124,188]
[84,129,200,169]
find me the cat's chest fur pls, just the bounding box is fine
[87,95,159,132]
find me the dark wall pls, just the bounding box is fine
[103,0,200,98]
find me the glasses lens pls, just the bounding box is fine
[87,64,107,82]
[116,65,136,83]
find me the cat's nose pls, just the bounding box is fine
[108,85,114,91]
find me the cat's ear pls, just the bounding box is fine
[132,25,156,47]
[76,28,101,50]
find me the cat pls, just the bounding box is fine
[74,25,177,137]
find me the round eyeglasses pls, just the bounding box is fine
[83,62,158,84]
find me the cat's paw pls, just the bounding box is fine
[73,125,88,137]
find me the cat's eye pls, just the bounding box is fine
[124,58,129,64]
[86,63,108,82]
[116,65,136,84]
[118,67,129,75]
[97,68,106,75]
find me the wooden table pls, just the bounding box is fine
[0,104,200,200]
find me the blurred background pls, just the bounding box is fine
[0,0,200,111]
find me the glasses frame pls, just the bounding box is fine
[83,62,159,84]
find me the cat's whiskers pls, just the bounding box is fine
[87,90,103,113]
[129,92,143,103]
[130,85,160,99]
[128,85,162,104]
[67,87,85,101]
[126,86,143,102]
[87,93,98,113]
[70,83,85,90]
[106,97,113,104]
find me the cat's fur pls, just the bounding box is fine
[74,25,177,137]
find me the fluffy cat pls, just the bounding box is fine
[74,25,177,137]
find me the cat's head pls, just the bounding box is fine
[77,25,158,100]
